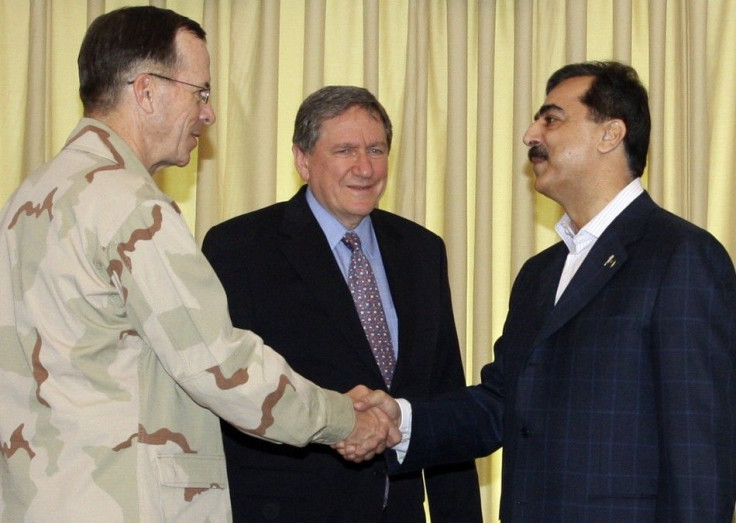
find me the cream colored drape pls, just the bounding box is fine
[2,1,735,521]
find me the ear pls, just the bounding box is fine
[598,119,626,154]
[292,144,310,182]
[130,74,155,114]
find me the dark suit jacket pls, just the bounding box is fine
[396,192,736,521]
[202,186,482,523]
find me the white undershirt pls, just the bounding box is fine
[554,178,644,303]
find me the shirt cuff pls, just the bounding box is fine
[391,398,412,463]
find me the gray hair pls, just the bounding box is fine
[292,86,392,153]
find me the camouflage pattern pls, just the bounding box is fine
[0,119,354,521]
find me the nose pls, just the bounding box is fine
[522,120,540,147]
[201,103,216,126]
[353,151,372,176]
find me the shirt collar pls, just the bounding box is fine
[305,186,377,254]
[555,177,644,253]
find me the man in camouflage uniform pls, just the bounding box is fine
[0,6,395,521]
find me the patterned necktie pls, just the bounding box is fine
[342,232,396,385]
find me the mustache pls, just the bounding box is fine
[528,145,549,162]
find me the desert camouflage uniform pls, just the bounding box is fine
[0,119,354,521]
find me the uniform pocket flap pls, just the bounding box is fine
[156,454,229,489]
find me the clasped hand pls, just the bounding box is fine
[332,385,401,462]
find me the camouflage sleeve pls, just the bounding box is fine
[104,197,355,446]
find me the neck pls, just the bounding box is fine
[564,174,634,230]
[90,109,157,174]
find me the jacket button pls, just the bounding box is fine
[520,426,531,438]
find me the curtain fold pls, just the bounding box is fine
[23,1,47,177]
[2,2,734,521]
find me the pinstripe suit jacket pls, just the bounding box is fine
[399,192,736,521]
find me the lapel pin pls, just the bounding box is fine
[604,254,617,268]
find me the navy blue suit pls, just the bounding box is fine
[202,186,481,522]
[397,192,736,521]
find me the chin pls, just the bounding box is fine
[533,178,551,197]
[350,201,379,214]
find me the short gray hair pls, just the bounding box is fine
[292,86,392,153]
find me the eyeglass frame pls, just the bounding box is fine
[127,72,211,104]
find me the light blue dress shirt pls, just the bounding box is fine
[305,187,399,357]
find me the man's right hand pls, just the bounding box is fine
[332,385,402,462]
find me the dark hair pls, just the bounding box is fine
[292,86,393,153]
[78,6,206,114]
[547,61,650,178]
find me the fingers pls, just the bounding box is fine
[345,384,372,402]
[355,390,401,426]
[346,408,387,462]
[332,387,402,462]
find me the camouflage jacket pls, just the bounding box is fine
[0,119,354,521]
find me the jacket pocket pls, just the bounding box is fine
[156,453,230,520]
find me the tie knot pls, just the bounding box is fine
[342,232,361,252]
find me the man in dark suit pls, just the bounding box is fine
[343,61,736,521]
[202,86,482,522]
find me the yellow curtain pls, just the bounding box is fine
[2,1,735,521]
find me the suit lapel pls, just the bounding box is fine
[536,238,628,344]
[277,188,387,383]
[534,192,656,345]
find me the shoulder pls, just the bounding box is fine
[637,206,729,257]
[371,208,443,244]
[204,202,288,245]
[612,192,724,253]
[643,207,735,275]
[646,206,713,240]
[40,149,173,248]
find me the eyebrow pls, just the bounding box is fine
[332,140,388,149]
[533,103,563,120]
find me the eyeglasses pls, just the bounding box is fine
[128,72,211,104]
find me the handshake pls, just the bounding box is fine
[332,385,402,463]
